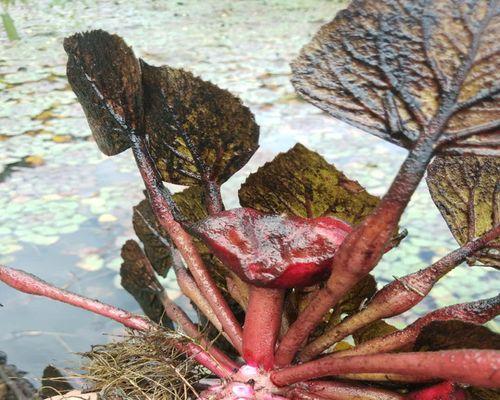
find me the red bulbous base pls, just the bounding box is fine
[193,208,351,288]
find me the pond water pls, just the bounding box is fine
[0,0,497,386]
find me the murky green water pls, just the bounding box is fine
[0,0,497,385]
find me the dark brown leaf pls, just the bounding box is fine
[427,155,500,267]
[142,61,259,185]
[120,240,172,327]
[413,320,500,351]
[64,30,143,155]
[239,143,379,225]
[292,0,500,155]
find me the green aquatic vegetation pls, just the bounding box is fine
[0,1,499,399]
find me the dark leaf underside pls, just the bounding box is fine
[64,30,143,155]
[292,0,500,155]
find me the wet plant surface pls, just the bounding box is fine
[0,0,497,386]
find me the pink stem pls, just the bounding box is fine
[299,225,500,361]
[130,134,243,353]
[242,286,284,370]
[0,266,231,378]
[299,381,404,400]
[275,139,436,367]
[333,295,500,358]
[271,349,500,388]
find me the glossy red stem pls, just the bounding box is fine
[242,286,284,370]
[299,224,500,361]
[271,349,500,388]
[333,295,500,358]
[0,265,231,378]
[130,134,243,353]
[275,137,436,366]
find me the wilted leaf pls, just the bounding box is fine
[292,0,500,155]
[413,320,500,351]
[427,155,500,267]
[142,61,259,185]
[64,30,143,156]
[120,240,172,327]
[239,143,379,225]
[133,186,208,276]
[353,319,398,345]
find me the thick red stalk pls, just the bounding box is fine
[0,266,231,378]
[299,381,404,400]
[271,349,500,388]
[242,286,284,370]
[130,134,243,353]
[275,138,436,366]
[332,295,500,358]
[300,224,500,360]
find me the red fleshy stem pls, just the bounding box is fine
[298,380,404,400]
[271,349,500,388]
[242,286,284,370]
[0,265,232,378]
[299,224,500,361]
[333,295,500,358]
[275,138,436,367]
[130,134,243,353]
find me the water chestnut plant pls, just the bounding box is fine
[1,0,499,399]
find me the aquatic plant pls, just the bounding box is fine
[1,0,499,398]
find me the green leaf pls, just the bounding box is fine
[120,240,172,327]
[64,30,143,156]
[1,12,19,41]
[426,155,500,268]
[239,143,379,225]
[291,0,500,155]
[142,61,259,185]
